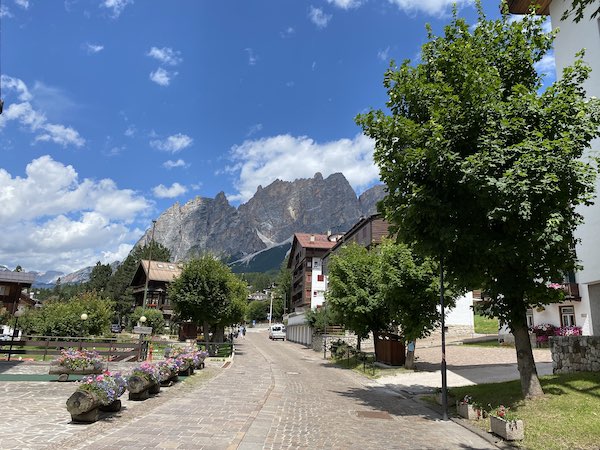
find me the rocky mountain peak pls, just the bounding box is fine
[138,173,385,271]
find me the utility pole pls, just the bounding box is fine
[142,220,157,308]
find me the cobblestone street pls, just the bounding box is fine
[0,331,503,449]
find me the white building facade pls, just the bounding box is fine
[510,0,600,334]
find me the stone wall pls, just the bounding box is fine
[550,336,600,374]
[312,333,374,353]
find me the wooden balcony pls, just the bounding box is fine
[563,282,581,301]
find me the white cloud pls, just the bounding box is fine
[1,5,13,17]
[14,0,29,9]
[280,26,295,38]
[377,46,390,61]
[327,0,362,9]
[386,0,474,16]
[245,48,258,66]
[83,42,104,54]
[147,46,182,66]
[101,0,133,18]
[149,67,177,86]
[0,156,151,273]
[226,133,378,203]
[163,159,188,169]
[535,52,556,77]
[124,125,136,137]
[153,182,187,198]
[0,76,85,147]
[247,123,263,137]
[308,6,332,28]
[150,133,193,153]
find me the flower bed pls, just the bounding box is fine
[50,349,104,381]
[66,371,127,423]
[532,324,583,347]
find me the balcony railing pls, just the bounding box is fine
[562,282,581,301]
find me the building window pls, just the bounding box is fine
[317,274,324,282]
[526,309,534,328]
[306,261,312,268]
[0,285,8,296]
[560,306,576,327]
[313,291,318,297]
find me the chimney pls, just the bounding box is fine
[310,235,315,242]
[327,230,332,237]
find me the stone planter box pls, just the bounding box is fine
[127,375,159,401]
[49,365,102,382]
[66,391,122,423]
[177,362,194,377]
[490,415,524,441]
[456,402,481,420]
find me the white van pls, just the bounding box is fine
[268,324,286,341]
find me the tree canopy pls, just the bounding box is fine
[356,6,600,398]
[18,292,114,337]
[168,255,248,335]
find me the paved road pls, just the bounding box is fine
[26,331,495,450]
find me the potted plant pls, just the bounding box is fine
[489,405,524,441]
[128,362,161,400]
[50,349,104,381]
[456,395,482,420]
[157,358,182,386]
[66,371,127,423]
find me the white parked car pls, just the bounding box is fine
[268,324,286,341]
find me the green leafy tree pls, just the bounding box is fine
[562,0,599,22]
[327,243,390,348]
[18,292,114,337]
[304,305,337,333]
[273,258,291,316]
[169,255,248,341]
[246,300,269,322]
[88,261,113,293]
[379,241,447,368]
[130,307,165,335]
[357,7,600,397]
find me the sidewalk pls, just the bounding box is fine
[375,345,553,394]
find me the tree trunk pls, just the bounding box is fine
[405,340,416,369]
[66,390,98,415]
[203,321,210,342]
[214,326,225,342]
[357,336,362,351]
[513,321,544,398]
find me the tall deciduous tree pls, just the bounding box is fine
[379,241,448,368]
[168,255,248,341]
[327,243,389,347]
[357,7,600,397]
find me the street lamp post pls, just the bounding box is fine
[80,313,88,350]
[138,315,147,361]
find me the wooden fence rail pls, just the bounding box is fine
[0,336,142,362]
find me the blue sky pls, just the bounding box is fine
[0,0,555,273]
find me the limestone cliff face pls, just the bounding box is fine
[138,173,385,265]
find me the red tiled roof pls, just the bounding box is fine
[293,233,337,250]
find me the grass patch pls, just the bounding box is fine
[451,372,600,450]
[474,314,499,334]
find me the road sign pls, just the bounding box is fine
[133,326,153,334]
